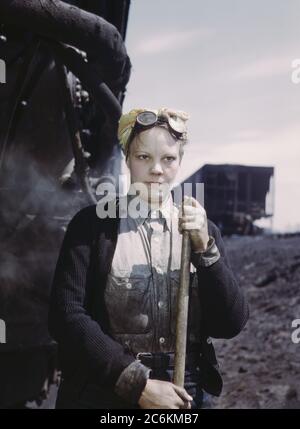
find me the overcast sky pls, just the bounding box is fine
[123,0,300,232]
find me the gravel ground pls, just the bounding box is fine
[211,234,300,409]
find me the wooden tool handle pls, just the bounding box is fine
[173,230,191,387]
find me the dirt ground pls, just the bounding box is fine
[211,234,300,409]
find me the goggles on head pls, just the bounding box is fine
[133,110,187,140]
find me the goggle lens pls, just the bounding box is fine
[136,111,157,126]
[136,111,186,137]
[168,116,186,133]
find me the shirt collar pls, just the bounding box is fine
[125,192,173,232]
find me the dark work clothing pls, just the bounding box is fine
[48,204,249,408]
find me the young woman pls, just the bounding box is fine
[49,108,249,409]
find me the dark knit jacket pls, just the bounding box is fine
[48,204,249,405]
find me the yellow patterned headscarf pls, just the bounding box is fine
[118,107,189,157]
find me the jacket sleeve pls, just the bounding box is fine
[191,220,249,339]
[48,206,149,404]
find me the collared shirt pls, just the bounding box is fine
[105,194,183,353]
[109,193,185,276]
[104,193,220,355]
